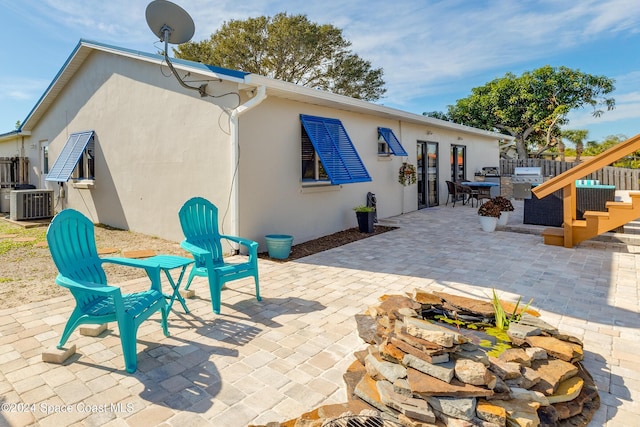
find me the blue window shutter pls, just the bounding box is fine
[378,127,408,156]
[46,131,94,182]
[300,115,371,184]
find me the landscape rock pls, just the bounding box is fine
[505,366,540,390]
[525,336,582,363]
[433,291,496,318]
[391,334,451,364]
[354,374,389,413]
[397,413,439,427]
[525,347,547,361]
[266,290,599,427]
[455,359,493,386]
[490,399,541,427]
[412,289,444,306]
[489,357,522,380]
[404,354,455,383]
[530,359,579,395]
[507,323,541,341]
[499,348,532,367]
[408,368,493,398]
[426,396,477,421]
[476,399,507,426]
[509,387,550,406]
[355,314,383,344]
[547,376,583,404]
[404,317,463,347]
[365,352,408,383]
[377,380,436,423]
[514,314,558,336]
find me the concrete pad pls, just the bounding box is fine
[79,323,108,337]
[180,289,196,299]
[42,345,76,364]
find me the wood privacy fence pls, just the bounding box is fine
[0,157,29,188]
[499,159,640,190]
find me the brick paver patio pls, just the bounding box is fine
[0,200,638,426]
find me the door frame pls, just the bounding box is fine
[417,140,439,208]
[39,140,49,188]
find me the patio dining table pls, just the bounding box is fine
[461,181,499,206]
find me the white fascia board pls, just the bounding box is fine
[244,73,513,141]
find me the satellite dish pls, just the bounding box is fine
[145,0,195,44]
[145,0,208,97]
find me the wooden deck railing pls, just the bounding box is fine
[531,133,640,247]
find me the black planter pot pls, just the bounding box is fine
[356,211,375,233]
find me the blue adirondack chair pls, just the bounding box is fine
[46,209,169,373]
[178,197,260,314]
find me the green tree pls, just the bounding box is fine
[561,129,589,162]
[582,134,627,156]
[175,13,386,101]
[439,66,615,158]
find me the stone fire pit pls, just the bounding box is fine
[253,288,599,427]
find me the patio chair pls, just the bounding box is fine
[446,181,472,207]
[178,197,261,314]
[46,209,169,373]
[468,186,492,207]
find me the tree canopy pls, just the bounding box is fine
[174,13,386,101]
[428,66,615,158]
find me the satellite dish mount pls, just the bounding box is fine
[145,0,208,97]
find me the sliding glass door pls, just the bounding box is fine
[418,141,439,208]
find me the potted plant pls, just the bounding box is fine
[398,162,417,186]
[492,196,514,226]
[354,205,375,233]
[477,199,501,232]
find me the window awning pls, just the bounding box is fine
[46,131,94,182]
[300,115,371,184]
[377,127,408,156]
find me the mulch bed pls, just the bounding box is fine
[258,225,397,262]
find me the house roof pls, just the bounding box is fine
[13,39,512,141]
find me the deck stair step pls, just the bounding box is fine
[543,194,640,247]
[570,197,640,246]
[542,227,564,246]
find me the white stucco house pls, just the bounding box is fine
[0,39,511,248]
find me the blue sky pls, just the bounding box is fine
[1,0,639,143]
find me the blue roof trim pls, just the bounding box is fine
[378,127,408,156]
[46,131,94,182]
[300,114,371,185]
[0,130,20,139]
[11,39,250,133]
[79,39,250,80]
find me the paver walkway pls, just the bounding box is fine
[0,201,638,426]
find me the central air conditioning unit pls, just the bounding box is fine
[10,190,55,221]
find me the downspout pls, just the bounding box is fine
[229,85,267,240]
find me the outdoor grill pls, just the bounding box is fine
[512,166,543,185]
[512,167,543,199]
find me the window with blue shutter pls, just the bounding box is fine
[377,127,408,156]
[300,115,371,185]
[46,131,95,182]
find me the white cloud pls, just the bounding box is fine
[0,78,49,101]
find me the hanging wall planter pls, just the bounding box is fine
[398,162,417,186]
